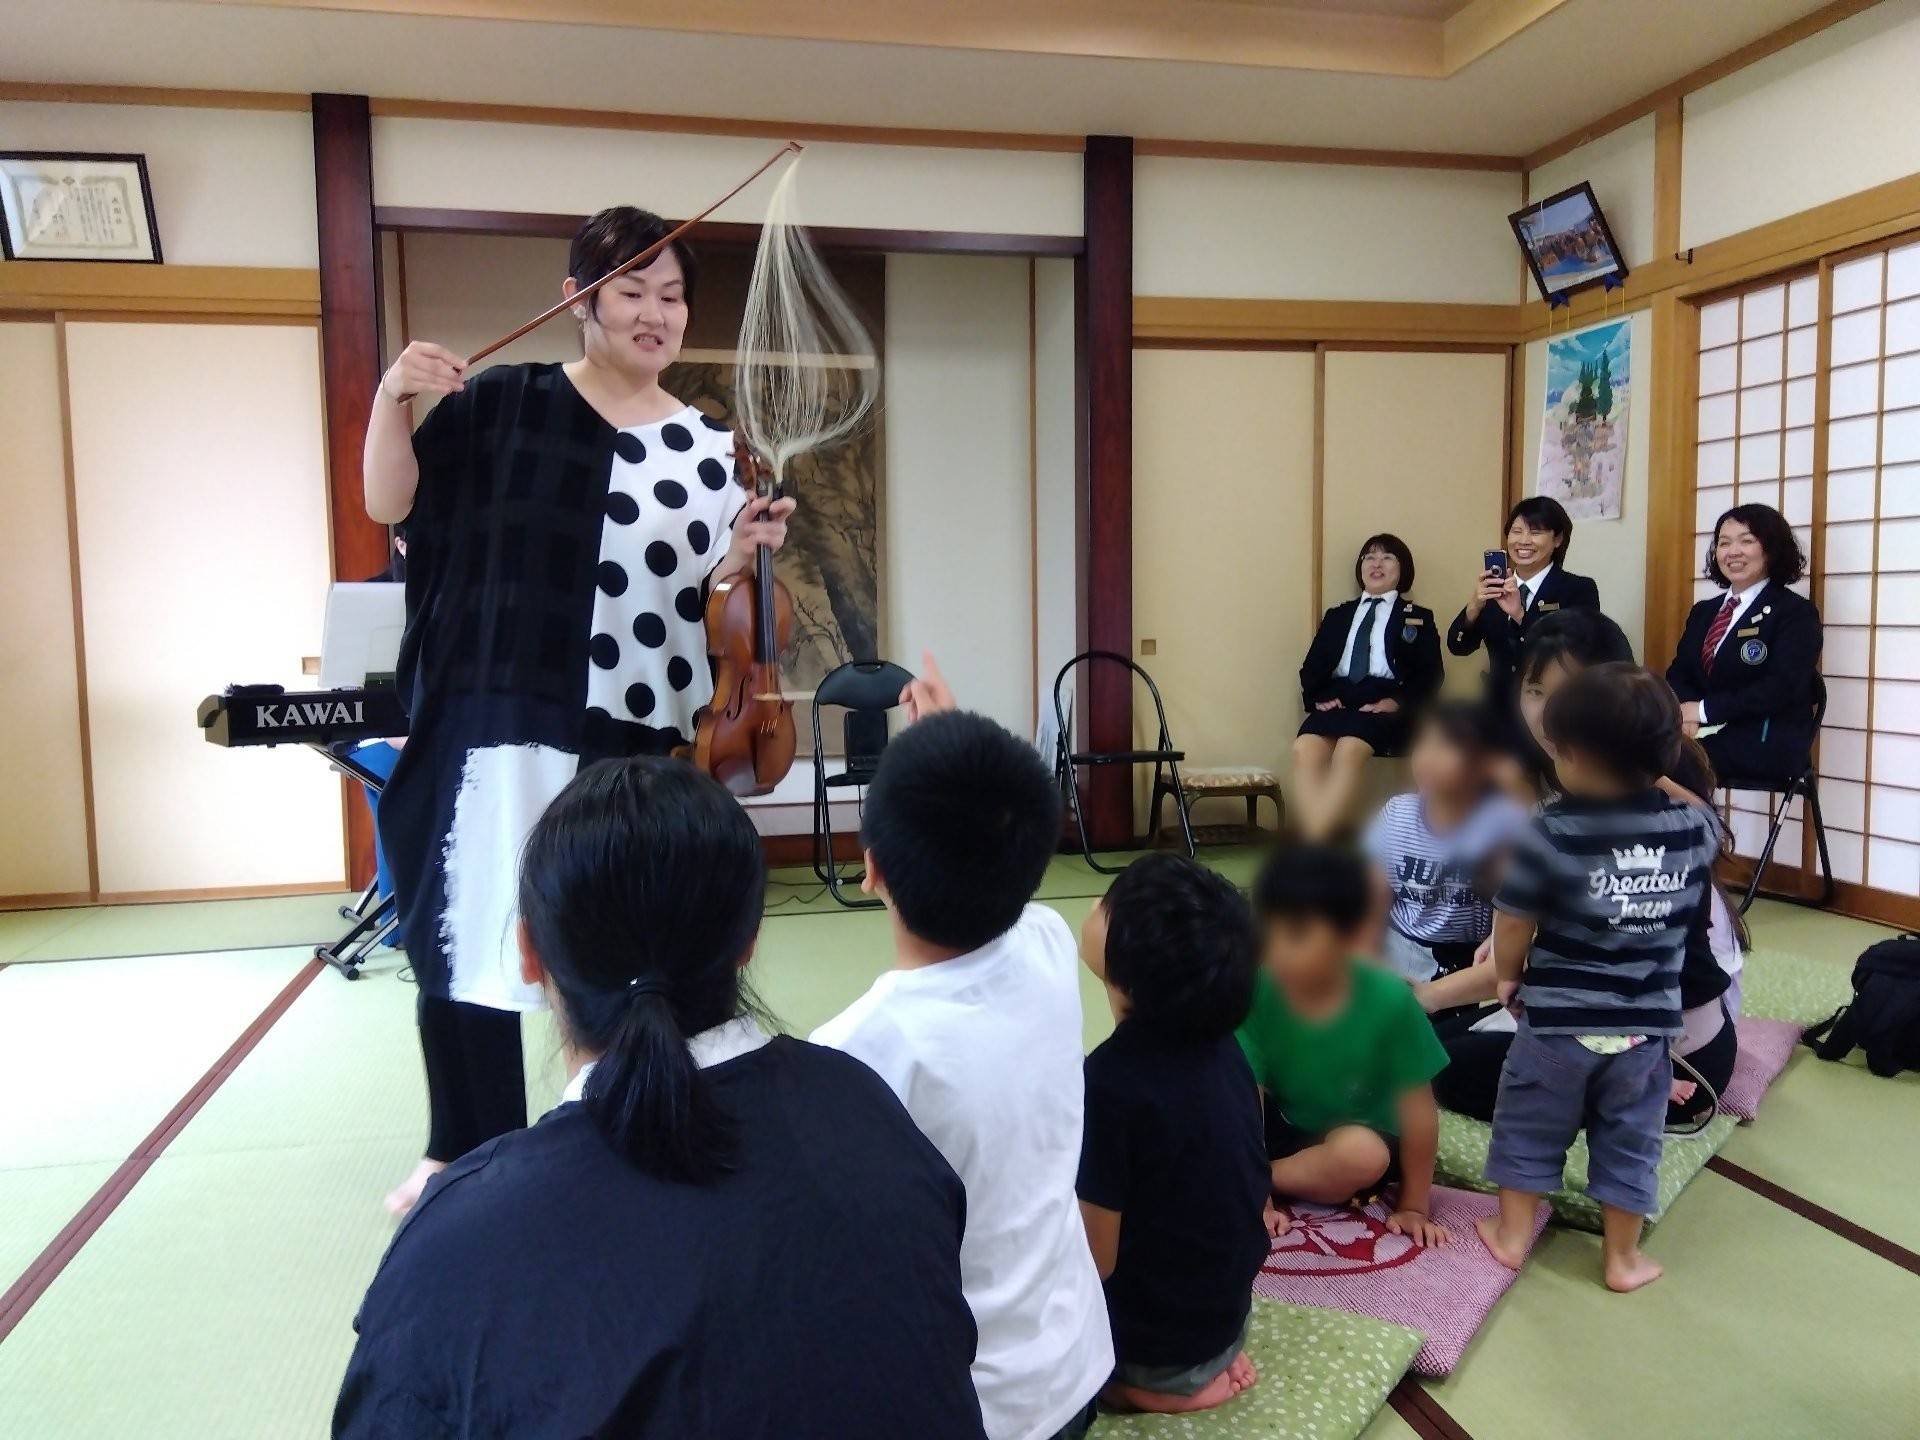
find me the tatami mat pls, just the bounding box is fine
[0,949,307,1169]
[0,893,359,965]
[0,1161,119,1291]
[1417,1173,1920,1439]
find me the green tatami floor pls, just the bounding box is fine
[0,860,1915,1439]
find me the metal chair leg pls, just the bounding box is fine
[1805,779,1836,907]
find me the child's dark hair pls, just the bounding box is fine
[569,206,699,317]
[1252,843,1373,932]
[1354,532,1416,595]
[862,710,1062,952]
[1706,502,1806,586]
[1541,663,1680,788]
[1417,698,1500,759]
[1518,607,1635,687]
[517,756,764,1183]
[1101,854,1256,1041]
[1506,495,1574,562]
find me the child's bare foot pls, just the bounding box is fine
[1474,1213,1531,1270]
[384,1158,446,1218]
[1226,1351,1258,1393]
[1604,1251,1664,1293]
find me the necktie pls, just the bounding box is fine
[1345,598,1380,683]
[1701,593,1739,674]
[1518,580,1533,612]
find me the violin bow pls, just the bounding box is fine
[461,140,802,369]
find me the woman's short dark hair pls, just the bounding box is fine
[569,206,699,317]
[1518,608,1635,688]
[1354,532,1416,595]
[1101,854,1256,1042]
[517,756,764,1183]
[1706,502,1806,586]
[1507,496,1574,562]
[1541,663,1681,788]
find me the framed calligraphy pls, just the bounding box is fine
[0,151,162,263]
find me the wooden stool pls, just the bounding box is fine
[1158,765,1285,847]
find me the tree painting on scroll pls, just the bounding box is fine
[666,358,881,751]
[1538,318,1630,521]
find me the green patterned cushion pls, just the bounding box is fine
[1092,1299,1421,1440]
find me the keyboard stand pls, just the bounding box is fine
[309,741,398,981]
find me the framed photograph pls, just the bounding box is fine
[0,151,162,263]
[1508,181,1625,303]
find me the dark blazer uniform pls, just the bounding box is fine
[1447,565,1601,715]
[1666,580,1823,784]
[1298,595,1443,755]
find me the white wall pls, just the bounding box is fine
[1682,0,1920,250]
[0,102,316,267]
[1527,113,1657,277]
[884,254,1038,734]
[1133,156,1521,302]
[1033,257,1079,735]
[1518,309,1654,659]
[372,118,1082,236]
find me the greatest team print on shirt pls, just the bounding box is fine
[584,413,747,734]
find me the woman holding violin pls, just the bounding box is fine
[362,206,793,1217]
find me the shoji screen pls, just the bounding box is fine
[1820,242,1920,899]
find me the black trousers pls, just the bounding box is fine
[418,992,527,1163]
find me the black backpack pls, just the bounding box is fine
[1803,933,1920,1078]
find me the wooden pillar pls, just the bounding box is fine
[1080,135,1134,848]
[313,93,386,889]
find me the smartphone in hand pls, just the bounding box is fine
[1482,548,1509,578]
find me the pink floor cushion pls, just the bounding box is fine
[1251,1185,1547,1377]
[1718,1016,1806,1121]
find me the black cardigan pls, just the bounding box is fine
[1301,595,1443,710]
[1446,565,1601,705]
[1666,580,1822,757]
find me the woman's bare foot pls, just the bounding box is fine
[384,1158,447,1218]
[1604,1251,1665,1293]
[1475,1213,1532,1270]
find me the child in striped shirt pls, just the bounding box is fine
[1476,664,1719,1294]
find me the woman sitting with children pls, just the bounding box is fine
[335,758,987,1440]
[1293,533,1443,839]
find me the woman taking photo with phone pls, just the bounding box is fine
[1446,496,1600,726]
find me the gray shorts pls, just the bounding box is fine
[1485,1022,1671,1216]
[1112,1316,1248,1398]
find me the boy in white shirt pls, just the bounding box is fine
[811,690,1112,1440]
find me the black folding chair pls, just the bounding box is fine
[811,660,914,908]
[1722,674,1836,915]
[1052,651,1194,874]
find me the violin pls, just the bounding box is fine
[692,437,797,796]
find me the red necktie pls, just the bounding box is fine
[1701,594,1738,674]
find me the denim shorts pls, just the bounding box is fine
[1485,1021,1671,1216]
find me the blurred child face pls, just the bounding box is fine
[1408,726,1479,801]
[1542,740,1613,798]
[1261,913,1349,986]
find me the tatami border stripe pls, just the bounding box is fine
[0,956,325,1342]
[1705,1156,1920,1277]
[1389,1377,1475,1440]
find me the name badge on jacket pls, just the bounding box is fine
[1538,601,1560,612]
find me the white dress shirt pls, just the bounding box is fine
[1340,590,1398,679]
[1698,579,1769,724]
[561,1014,772,1103]
[1515,562,1555,613]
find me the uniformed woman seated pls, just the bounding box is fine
[1292,533,1443,839]
[334,757,987,1440]
[1666,502,1824,787]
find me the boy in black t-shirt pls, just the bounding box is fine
[1076,854,1273,1416]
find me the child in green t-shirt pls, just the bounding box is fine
[1238,844,1452,1247]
